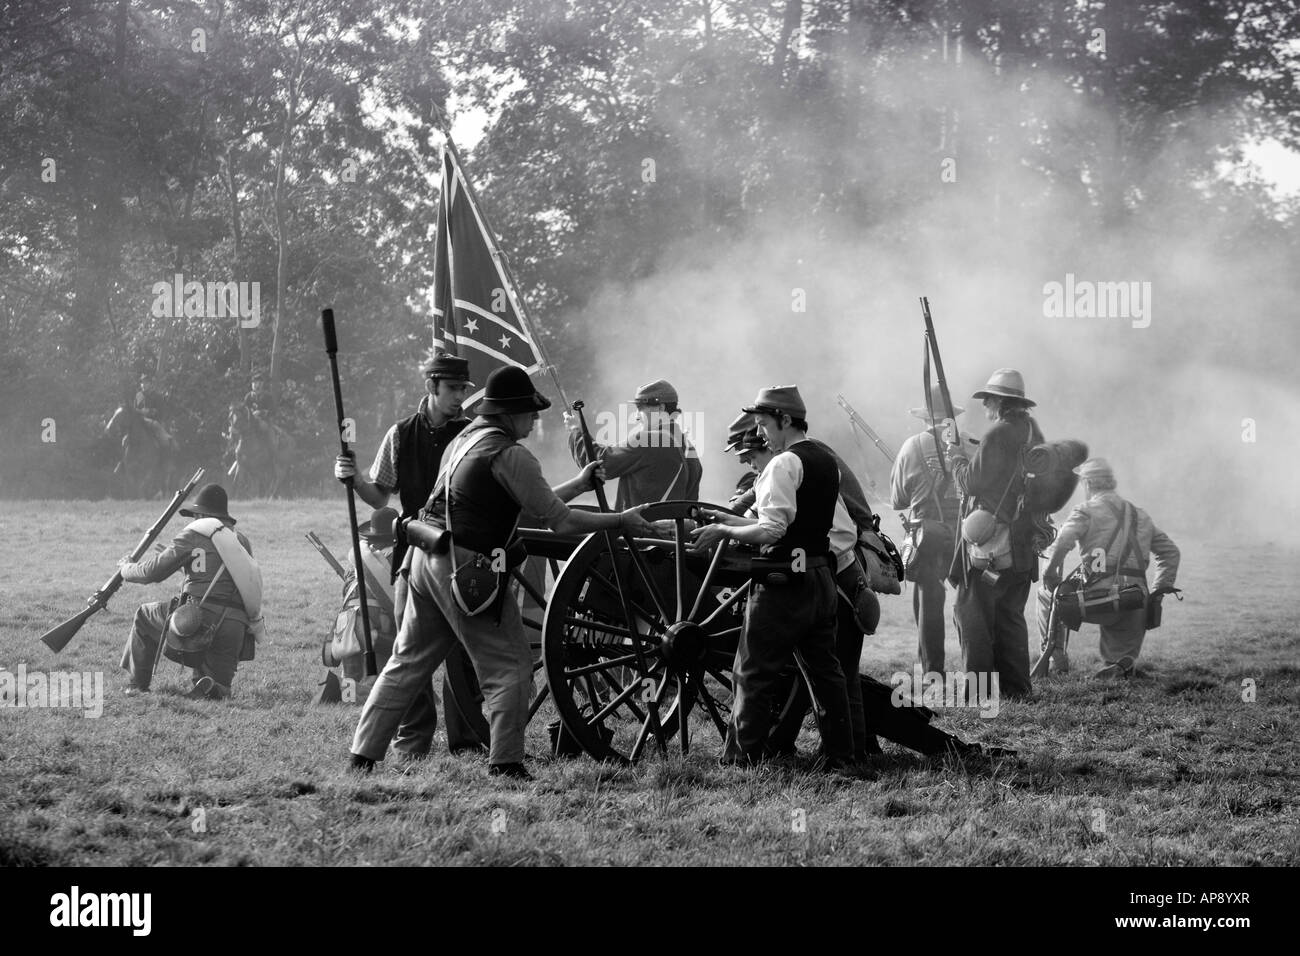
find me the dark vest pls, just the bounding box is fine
[391,409,470,576]
[770,439,839,560]
[423,423,519,556]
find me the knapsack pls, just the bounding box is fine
[1023,439,1088,514]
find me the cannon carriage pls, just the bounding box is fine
[474,499,759,764]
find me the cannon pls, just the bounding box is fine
[452,499,755,764]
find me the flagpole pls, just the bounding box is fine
[432,114,573,411]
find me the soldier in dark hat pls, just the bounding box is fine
[692,386,855,771]
[350,366,655,779]
[891,385,965,673]
[332,351,484,758]
[565,378,702,507]
[118,484,262,700]
[945,368,1043,700]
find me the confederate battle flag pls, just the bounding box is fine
[430,144,543,408]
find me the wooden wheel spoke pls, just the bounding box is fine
[691,670,729,738]
[673,518,687,621]
[586,675,650,726]
[585,568,664,633]
[511,567,547,608]
[561,616,635,639]
[698,580,751,628]
[527,683,550,722]
[705,666,734,692]
[563,651,643,680]
[688,537,730,622]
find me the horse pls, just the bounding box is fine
[223,404,296,497]
[104,405,178,498]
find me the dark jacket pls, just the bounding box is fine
[950,409,1044,580]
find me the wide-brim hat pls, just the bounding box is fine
[910,384,965,420]
[421,351,474,386]
[742,385,807,420]
[971,368,1035,407]
[475,365,552,415]
[631,379,679,406]
[358,507,399,545]
[1073,457,1115,482]
[179,483,235,524]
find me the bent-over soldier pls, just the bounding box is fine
[1039,458,1181,679]
[119,484,262,700]
[350,366,655,779]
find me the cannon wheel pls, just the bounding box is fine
[543,501,748,764]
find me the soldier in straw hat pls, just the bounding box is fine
[944,368,1044,700]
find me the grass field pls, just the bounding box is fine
[1,499,1297,866]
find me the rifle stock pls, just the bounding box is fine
[40,466,205,653]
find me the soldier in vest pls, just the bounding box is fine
[333,352,485,758]
[350,366,655,779]
[565,379,702,506]
[891,385,965,673]
[691,386,854,771]
[119,484,262,700]
[1039,458,1181,679]
[945,369,1043,701]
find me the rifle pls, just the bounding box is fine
[1030,570,1079,679]
[305,532,348,580]
[920,297,963,454]
[40,467,205,653]
[322,307,377,677]
[836,394,896,463]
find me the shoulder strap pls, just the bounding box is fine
[441,426,511,571]
[208,526,263,617]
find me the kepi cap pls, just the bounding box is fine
[631,379,679,406]
[742,386,807,420]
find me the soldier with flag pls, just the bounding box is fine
[564,379,702,507]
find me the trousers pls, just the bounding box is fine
[1035,586,1147,669]
[121,600,245,693]
[766,565,868,760]
[723,566,852,764]
[953,570,1033,700]
[911,524,955,673]
[351,548,533,767]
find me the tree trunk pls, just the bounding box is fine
[268,44,303,411]
[773,0,802,83]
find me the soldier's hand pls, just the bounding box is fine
[117,553,133,568]
[334,452,357,483]
[576,460,606,490]
[1042,570,1061,592]
[618,505,655,537]
[691,522,731,550]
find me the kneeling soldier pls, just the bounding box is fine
[349,366,655,779]
[1039,458,1180,679]
[692,386,854,770]
[120,484,262,699]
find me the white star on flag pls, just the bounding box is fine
[499,333,512,348]
[465,318,478,333]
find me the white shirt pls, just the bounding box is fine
[752,438,853,568]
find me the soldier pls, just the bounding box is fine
[318,507,401,701]
[891,385,964,673]
[119,484,262,700]
[349,366,655,779]
[333,352,485,758]
[945,368,1043,701]
[724,413,761,513]
[566,379,702,507]
[1039,458,1181,679]
[692,386,854,771]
